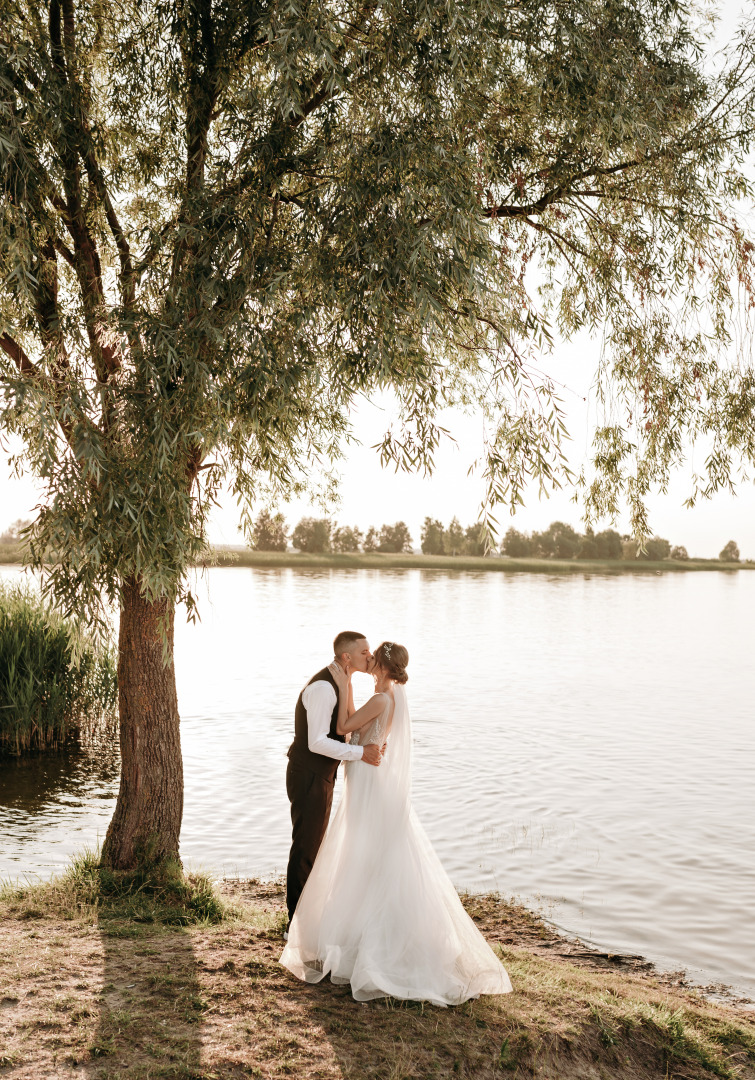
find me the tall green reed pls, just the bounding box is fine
[0,581,117,754]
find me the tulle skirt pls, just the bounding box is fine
[280,757,512,1006]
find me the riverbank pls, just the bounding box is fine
[2,541,751,574]
[202,547,754,574]
[1,871,753,1080]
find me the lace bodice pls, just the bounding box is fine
[349,693,392,748]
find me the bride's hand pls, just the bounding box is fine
[328,662,350,691]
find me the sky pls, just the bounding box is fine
[2,0,753,561]
[4,330,753,559]
[212,328,754,560]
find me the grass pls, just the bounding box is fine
[0,580,117,754]
[0,849,226,927]
[202,547,755,574]
[0,866,753,1079]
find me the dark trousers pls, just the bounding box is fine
[285,761,335,922]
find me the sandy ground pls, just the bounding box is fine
[1,879,753,1080]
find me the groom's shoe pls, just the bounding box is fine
[283,921,290,941]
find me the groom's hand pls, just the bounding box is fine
[362,743,382,766]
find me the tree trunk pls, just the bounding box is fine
[101,576,183,870]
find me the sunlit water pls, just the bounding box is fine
[1,564,754,995]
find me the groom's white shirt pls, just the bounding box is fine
[302,681,364,761]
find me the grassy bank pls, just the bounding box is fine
[1,865,753,1080]
[3,541,750,574]
[203,547,753,574]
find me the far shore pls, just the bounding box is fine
[202,547,753,574]
[2,542,752,574]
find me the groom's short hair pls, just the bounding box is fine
[333,630,366,657]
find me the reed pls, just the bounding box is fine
[0,582,117,754]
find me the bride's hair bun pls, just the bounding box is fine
[375,641,409,684]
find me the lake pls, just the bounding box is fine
[1,564,753,997]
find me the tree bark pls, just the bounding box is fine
[101,577,183,870]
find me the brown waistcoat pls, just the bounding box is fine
[287,667,344,780]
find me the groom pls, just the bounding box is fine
[285,631,382,927]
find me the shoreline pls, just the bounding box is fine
[237,878,755,1011]
[1,872,753,1080]
[2,860,751,1008]
[202,548,755,573]
[2,543,751,574]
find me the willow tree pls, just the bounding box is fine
[1,0,754,870]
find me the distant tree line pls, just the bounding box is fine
[248,511,744,563]
[502,522,671,560]
[251,512,413,554]
[502,523,742,562]
[420,517,487,556]
[0,512,745,564]
[429,517,701,560]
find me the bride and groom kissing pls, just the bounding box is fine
[280,631,512,1006]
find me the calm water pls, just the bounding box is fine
[1,564,754,996]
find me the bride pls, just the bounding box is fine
[280,641,512,1005]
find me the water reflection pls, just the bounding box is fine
[0,735,120,873]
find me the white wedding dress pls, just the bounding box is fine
[280,685,512,1005]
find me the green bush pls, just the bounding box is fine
[719,540,740,562]
[332,525,363,552]
[291,516,332,553]
[577,537,599,559]
[251,509,288,551]
[640,536,672,560]
[0,581,117,754]
[501,527,533,558]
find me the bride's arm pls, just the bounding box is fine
[336,694,385,736]
[328,663,385,736]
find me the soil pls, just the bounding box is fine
[1,879,753,1080]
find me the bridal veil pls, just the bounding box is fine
[280,685,512,1005]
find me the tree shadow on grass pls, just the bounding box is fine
[84,920,206,1080]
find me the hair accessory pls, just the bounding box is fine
[384,642,393,659]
